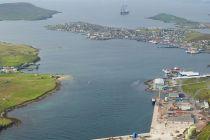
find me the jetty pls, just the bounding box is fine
[93,133,150,140]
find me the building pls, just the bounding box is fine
[168,92,179,99]
[153,78,164,90]
[0,67,18,73]
[168,114,194,124]
[179,71,199,77]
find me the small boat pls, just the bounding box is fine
[186,48,200,54]
[152,98,156,105]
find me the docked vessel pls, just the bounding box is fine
[152,98,156,105]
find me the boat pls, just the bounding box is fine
[152,98,156,105]
[120,0,129,15]
[186,47,200,54]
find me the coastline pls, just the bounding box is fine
[0,75,71,132]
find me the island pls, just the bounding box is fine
[148,13,210,29]
[46,21,210,54]
[0,42,69,132]
[0,2,60,21]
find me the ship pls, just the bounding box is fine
[120,0,129,15]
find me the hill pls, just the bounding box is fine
[0,2,59,21]
[0,42,40,67]
[149,13,202,28]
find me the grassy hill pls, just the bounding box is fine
[0,42,40,67]
[197,123,210,140]
[149,13,201,28]
[182,77,210,103]
[149,13,189,23]
[0,2,59,21]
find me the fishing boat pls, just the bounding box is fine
[152,98,156,105]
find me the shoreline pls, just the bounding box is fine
[0,75,71,132]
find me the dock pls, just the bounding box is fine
[93,133,150,140]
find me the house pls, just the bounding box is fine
[201,101,209,109]
[1,67,18,73]
[177,102,193,111]
[168,92,179,99]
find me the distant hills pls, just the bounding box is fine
[148,13,197,25]
[0,2,60,21]
[148,13,210,29]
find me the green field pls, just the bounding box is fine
[185,32,210,42]
[0,118,13,128]
[197,123,210,140]
[0,2,59,21]
[182,77,210,103]
[0,73,57,128]
[0,42,40,67]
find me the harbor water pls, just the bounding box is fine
[0,0,210,139]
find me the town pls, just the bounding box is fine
[46,22,210,54]
[0,63,39,73]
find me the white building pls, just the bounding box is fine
[153,78,164,90]
[179,71,199,77]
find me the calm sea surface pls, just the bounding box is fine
[0,0,210,139]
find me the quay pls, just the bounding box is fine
[93,133,150,140]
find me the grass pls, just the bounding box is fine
[0,73,57,112]
[0,42,40,67]
[0,118,13,127]
[0,2,59,21]
[0,73,57,128]
[184,31,210,42]
[182,77,210,103]
[197,123,210,140]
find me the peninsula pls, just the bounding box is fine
[46,21,210,54]
[0,2,59,21]
[0,42,67,132]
